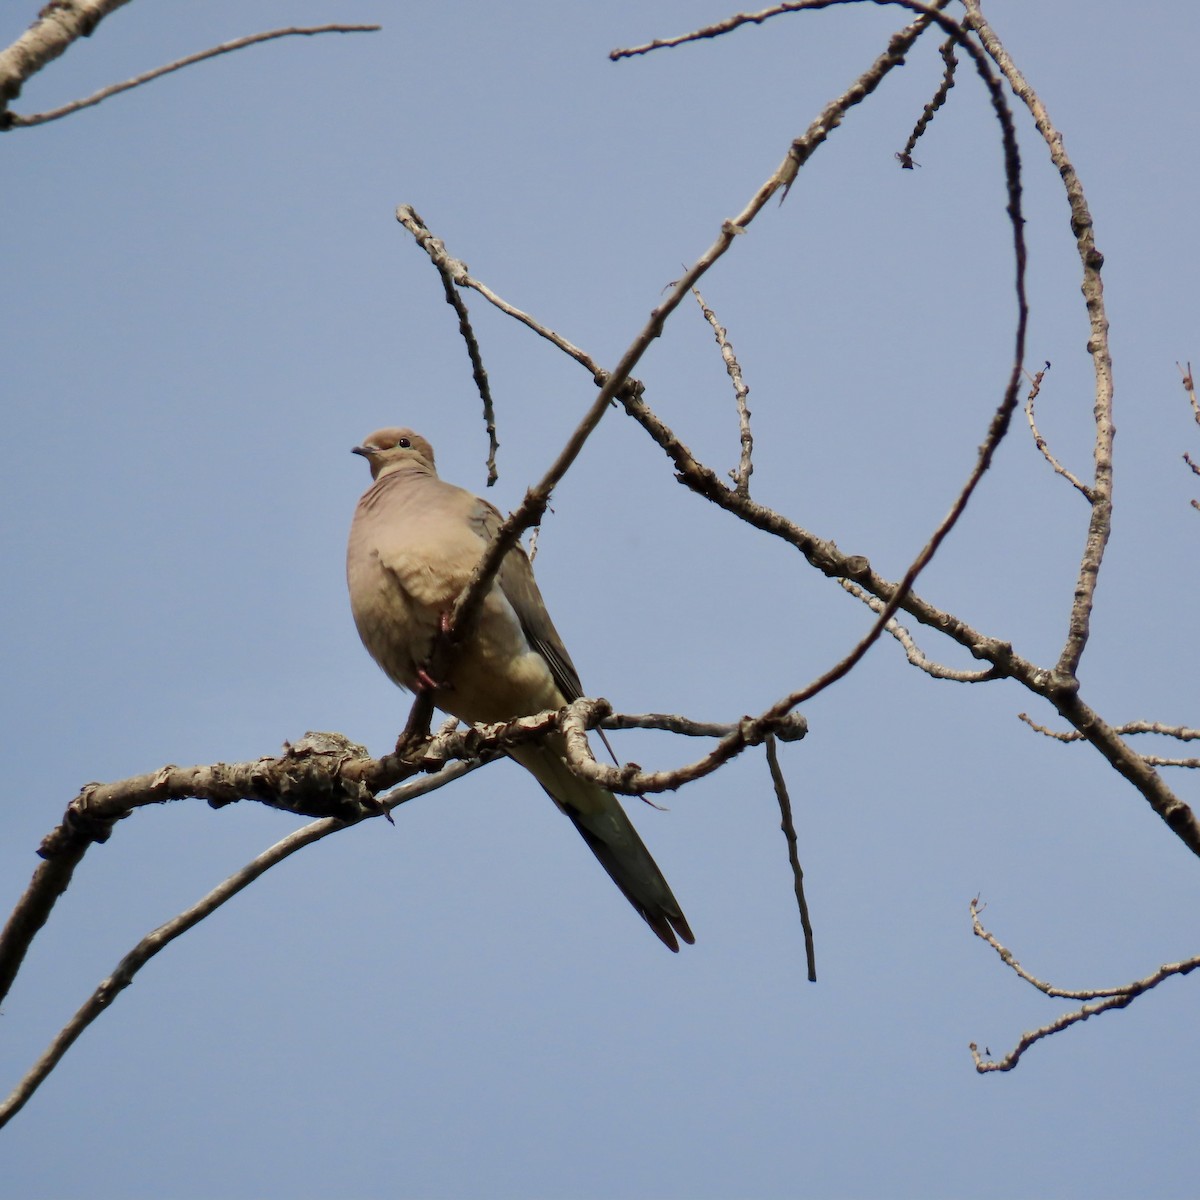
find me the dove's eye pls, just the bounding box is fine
[396,436,412,449]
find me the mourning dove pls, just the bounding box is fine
[347,427,694,952]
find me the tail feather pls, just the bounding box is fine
[563,806,695,952]
[508,739,694,951]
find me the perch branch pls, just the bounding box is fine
[393,5,1200,862]
[0,760,474,1130]
[561,700,807,796]
[0,709,776,1012]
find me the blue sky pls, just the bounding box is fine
[3,2,1200,1197]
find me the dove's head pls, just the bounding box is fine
[352,428,437,481]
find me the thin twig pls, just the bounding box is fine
[561,700,807,796]
[692,288,754,496]
[1180,362,1200,505]
[610,0,950,60]
[765,734,816,981]
[971,898,1135,999]
[398,206,606,383]
[839,579,998,681]
[968,898,1200,1072]
[1018,715,1200,742]
[1022,362,1094,500]
[602,712,800,738]
[1179,361,1199,423]
[897,34,958,168]
[395,207,499,484]
[445,273,500,486]
[4,24,380,129]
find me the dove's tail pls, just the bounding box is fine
[508,738,695,952]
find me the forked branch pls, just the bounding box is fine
[969,899,1200,1072]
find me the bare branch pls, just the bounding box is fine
[614,3,1030,723]
[561,700,807,796]
[1023,362,1095,500]
[396,4,1027,772]
[0,0,134,123]
[1018,714,1200,767]
[392,207,500,485]
[610,0,951,61]
[0,730,379,1008]
[1018,715,1200,742]
[0,708,789,1013]
[964,0,1114,683]
[896,34,958,169]
[623,393,1200,856]
[1180,362,1200,505]
[392,7,941,689]
[692,288,754,496]
[765,735,816,981]
[398,206,607,382]
[0,761,474,1130]
[968,899,1200,1072]
[602,712,793,738]
[839,579,997,681]
[3,22,380,129]
[411,211,1200,856]
[402,148,1200,861]
[1180,360,1199,423]
[970,898,1135,1000]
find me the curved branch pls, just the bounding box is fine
[0,0,134,120]
[561,700,807,795]
[1,18,380,129]
[0,708,780,1012]
[897,34,958,168]
[0,761,474,1130]
[968,900,1200,1072]
[391,8,1200,862]
[1023,363,1095,500]
[3,699,767,1119]
[610,0,950,60]
[393,207,499,485]
[839,579,997,681]
[963,0,1115,682]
